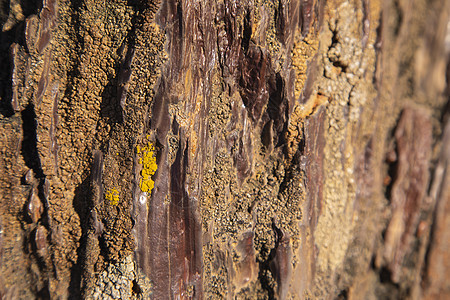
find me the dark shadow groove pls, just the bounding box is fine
[21,103,44,177]
[19,0,42,18]
[69,172,94,299]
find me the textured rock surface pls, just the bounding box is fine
[0,0,449,299]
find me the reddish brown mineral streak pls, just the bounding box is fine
[10,44,20,112]
[270,227,292,299]
[292,107,325,296]
[233,232,258,290]
[37,0,57,54]
[134,0,210,298]
[384,108,432,282]
[35,0,57,107]
[35,225,48,253]
[50,83,60,173]
[27,187,43,223]
[422,117,450,299]
[133,0,326,298]
[304,109,325,231]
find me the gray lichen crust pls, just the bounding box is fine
[89,256,151,300]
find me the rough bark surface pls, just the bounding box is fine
[0,0,449,299]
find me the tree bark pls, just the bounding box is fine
[0,0,449,299]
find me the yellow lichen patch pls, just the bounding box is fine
[137,139,158,193]
[105,188,120,206]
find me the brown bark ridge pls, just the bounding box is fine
[0,0,449,299]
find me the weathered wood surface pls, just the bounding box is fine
[0,0,449,299]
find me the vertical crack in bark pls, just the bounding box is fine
[21,103,44,178]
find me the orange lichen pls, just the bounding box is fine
[285,93,329,160]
